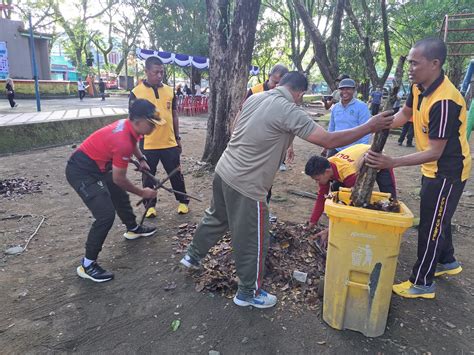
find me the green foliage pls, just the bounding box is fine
[138,0,208,57]
[337,17,367,84]
[252,10,291,82]
[389,0,473,85]
[11,0,473,87]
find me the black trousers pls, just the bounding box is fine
[398,122,414,145]
[7,94,16,108]
[66,151,137,260]
[79,90,86,100]
[141,146,189,206]
[100,91,105,100]
[371,103,380,115]
[409,176,466,286]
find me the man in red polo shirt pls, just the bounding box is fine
[66,99,162,282]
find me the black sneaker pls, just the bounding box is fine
[77,260,114,283]
[123,225,157,240]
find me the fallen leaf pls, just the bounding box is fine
[164,282,177,291]
[171,319,180,331]
[195,283,205,292]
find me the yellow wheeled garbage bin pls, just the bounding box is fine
[323,188,413,337]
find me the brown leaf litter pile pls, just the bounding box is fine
[331,192,401,212]
[0,178,43,198]
[173,222,326,311]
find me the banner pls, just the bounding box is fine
[136,48,259,75]
[0,42,9,80]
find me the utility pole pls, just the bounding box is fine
[96,44,101,78]
[28,13,41,112]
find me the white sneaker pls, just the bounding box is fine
[269,213,277,223]
[180,253,201,270]
[233,289,277,308]
[279,163,287,172]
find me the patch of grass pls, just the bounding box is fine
[303,94,323,103]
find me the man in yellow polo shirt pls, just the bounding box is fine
[304,144,396,247]
[130,56,189,216]
[246,63,289,98]
[247,63,291,175]
[366,38,471,299]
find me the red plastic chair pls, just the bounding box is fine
[176,95,185,113]
[183,96,194,116]
[193,96,203,114]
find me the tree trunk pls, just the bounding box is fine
[192,69,202,93]
[351,55,407,207]
[447,55,465,88]
[385,55,406,110]
[202,0,261,165]
[344,0,393,89]
[293,0,345,90]
[350,129,390,207]
[124,53,129,90]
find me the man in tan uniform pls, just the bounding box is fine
[181,72,393,308]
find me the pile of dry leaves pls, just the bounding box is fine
[0,178,43,198]
[173,222,326,311]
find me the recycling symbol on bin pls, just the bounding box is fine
[352,245,373,267]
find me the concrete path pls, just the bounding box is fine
[0,106,128,127]
[0,96,129,113]
[0,97,130,127]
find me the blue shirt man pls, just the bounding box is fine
[328,79,371,154]
[369,88,383,115]
[370,90,383,104]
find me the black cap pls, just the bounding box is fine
[129,99,163,126]
[338,78,356,89]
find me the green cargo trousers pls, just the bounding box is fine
[187,173,269,297]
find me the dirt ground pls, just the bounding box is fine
[1,114,473,354]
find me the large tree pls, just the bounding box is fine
[113,1,143,79]
[292,0,345,90]
[90,5,118,67]
[202,0,261,165]
[49,0,116,73]
[251,14,288,82]
[263,0,320,74]
[1,0,13,19]
[389,0,473,87]
[343,0,393,90]
[138,0,208,86]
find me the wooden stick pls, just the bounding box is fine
[287,189,318,199]
[351,129,390,207]
[23,216,45,251]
